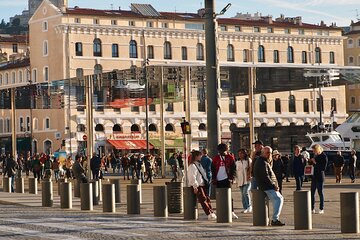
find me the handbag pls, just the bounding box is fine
[304,165,314,176]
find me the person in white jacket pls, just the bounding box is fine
[235,149,252,213]
[187,150,217,220]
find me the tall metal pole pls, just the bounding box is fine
[205,0,221,157]
[184,66,191,187]
[142,30,149,154]
[68,78,72,155]
[11,88,17,160]
[85,75,94,179]
[318,77,323,131]
[160,67,166,178]
[248,67,255,146]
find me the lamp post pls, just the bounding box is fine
[204,0,231,157]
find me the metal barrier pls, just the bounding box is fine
[41,180,53,207]
[252,189,269,226]
[166,182,183,214]
[183,187,198,220]
[98,179,102,202]
[89,180,99,205]
[216,188,232,223]
[153,186,168,217]
[73,179,80,198]
[109,179,121,203]
[102,183,115,213]
[15,178,24,193]
[57,178,66,196]
[3,177,10,193]
[80,182,93,211]
[130,179,142,204]
[29,178,37,194]
[60,182,72,209]
[341,192,359,233]
[127,184,140,214]
[294,190,312,230]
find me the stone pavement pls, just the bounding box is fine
[0,175,359,239]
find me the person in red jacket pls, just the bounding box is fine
[211,143,237,219]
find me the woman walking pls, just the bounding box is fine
[309,144,328,214]
[235,149,252,213]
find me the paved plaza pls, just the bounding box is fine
[0,176,359,239]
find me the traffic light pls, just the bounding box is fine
[181,119,191,134]
[61,139,65,146]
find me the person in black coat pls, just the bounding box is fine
[333,151,345,183]
[309,144,328,214]
[293,145,306,190]
[272,150,285,194]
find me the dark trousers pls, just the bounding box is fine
[295,175,303,190]
[276,176,283,194]
[216,179,234,211]
[145,169,153,183]
[311,178,324,210]
[171,166,178,182]
[92,169,100,179]
[349,166,356,181]
[196,186,213,215]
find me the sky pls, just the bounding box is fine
[0,0,359,27]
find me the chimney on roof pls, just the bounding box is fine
[198,8,205,17]
[119,7,121,10]
[295,16,302,26]
[264,15,273,24]
[320,20,326,27]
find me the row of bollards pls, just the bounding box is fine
[2,176,360,233]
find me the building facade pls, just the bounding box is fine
[25,1,347,155]
[0,35,29,63]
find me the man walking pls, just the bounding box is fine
[200,149,212,196]
[5,155,18,192]
[253,146,285,226]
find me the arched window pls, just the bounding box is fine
[303,98,309,112]
[275,98,281,112]
[44,140,52,155]
[196,43,204,60]
[287,46,294,63]
[329,51,335,64]
[227,44,234,61]
[165,123,174,132]
[315,47,321,64]
[77,124,86,132]
[149,124,157,132]
[93,38,102,57]
[164,41,172,59]
[33,118,38,130]
[289,95,296,112]
[258,45,265,62]
[131,124,140,132]
[199,123,206,131]
[76,68,84,79]
[331,98,337,112]
[348,39,353,46]
[349,56,354,64]
[44,118,50,129]
[259,94,267,113]
[113,124,122,132]
[95,124,104,132]
[243,49,249,62]
[129,40,138,58]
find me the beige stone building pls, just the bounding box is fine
[24,1,347,155]
[0,35,29,63]
[344,21,360,112]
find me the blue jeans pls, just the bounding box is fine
[10,176,15,192]
[264,189,284,221]
[311,179,324,210]
[239,183,251,209]
[295,176,303,190]
[251,177,258,190]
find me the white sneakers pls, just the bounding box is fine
[312,209,324,214]
[241,207,253,213]
[208,212,217,220]
[318,209,324,214]
[232,212,239,219]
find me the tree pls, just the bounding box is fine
[12,18,20,27]
[0,19,6,29]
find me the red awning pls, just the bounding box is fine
[108,140,153,150]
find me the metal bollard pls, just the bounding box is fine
[210,183,216,200]
[90,180,99,205]
[127,184,140,214]
[60,182,72,209]
[73,179,80,198]
[98,179,102,202]
[216,188,232,223]
[110,179,121,203]
[183,187,198,220]
[252,189,269,226]
[153,186,168,217]
[29,178,38,194]
[166,182,183,213]
[42,180,53,207]
[3,177,10,193]
[57,178,66,196]
[341,192,359,233]
[131,179,142,204]
[80,182,93,211]
[294,190,312,230]
[15,177,24,193]
[102,183,115,213]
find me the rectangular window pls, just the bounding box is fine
[166,103,174,112]
[93,19,99,24]
[273,50,279,63]
[235,26,241,32]
[198,88,206,112]
[284,28,291,34]
[32,69,37,82]
[254,27,260,33]
[298,29,304,35]
[220,25,227,31]
[330,52,335,64]
[75,18,81,23]
[267,27,273,33]
[229,96,236,113]
[26,116,30,132]
[43,21,48,31]
[181,47,188,60]
[75,42,83,56]
[147,45,154,59]
[351,96,356,104]
[112,44,119,57]
[185,23,204,30]
[12,44,18,53]
[302,51,307,64]
[131,106,139,112]
[45,118,50,129]
[129,21,135,26]
[44,67,49,82]
[162,22,168,28]
[146,21,153,28]
[149,104,156,112]
[111,20,117,25]
[317,30,322,36]
[20,117,24,132]
[245,98,249,113]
